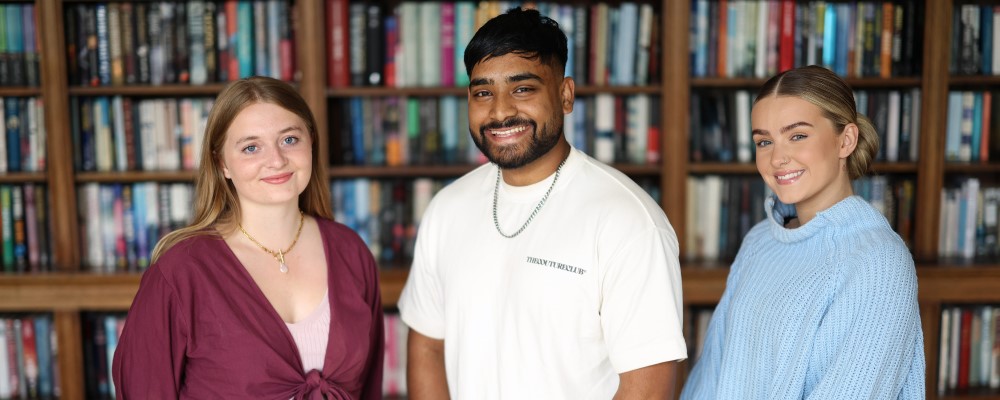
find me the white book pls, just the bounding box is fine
[139,100,158,171]
[188,1,208,85]
[0,318,9,398]
[399,3,420,87]
[34,99,45,171]
[703,175,722,261]
[950,307,962,389]
[990,306,1000,388]
[412,178,434,224]
[939,307,951,394]
[99,185,117,272]
[886,91,901,162]
[594,94,615,163]
[112,96,128,171]
[963,178,980,259]
[635,4,653,84]
[267,0,282,80]
[80,183,104,270]
[418,2,441,87]
[26,97,39,171]
[144,182,161,244]
[735,90,752,163]
[169,183,192,229]
[612,3,638,85]
[162,100,181,171]
[626,94,649,164]
[755,0,769,78]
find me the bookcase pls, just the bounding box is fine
[0,0,998,398]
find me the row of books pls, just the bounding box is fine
[327,0,660,88]
[0,4,40,87]
[383,313,408,397]
[951,4,1000,76]
[81,313,124,400]
[937,305,1000,394]
[686,306,715,370]
[690,0,922,79]
[335,93,662,167]
[0,315,58,400]
[65,1,295,87]
[78,183,193,273]
[331,178,447,264]
[685,175,916,262]
[940,179,1000,260]
[690,88,922,164]
[71,97,213,172]
[945,91,999,163]
[0,184,52,274]
[1,97,46,173]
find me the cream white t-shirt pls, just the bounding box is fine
[399,148,687,399]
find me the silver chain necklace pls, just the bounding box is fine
[492,158,567,238]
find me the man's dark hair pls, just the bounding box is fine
[463,8,568,76]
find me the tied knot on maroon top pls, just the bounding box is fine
[293,370,352,400]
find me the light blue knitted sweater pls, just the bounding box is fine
[681,195,925,399]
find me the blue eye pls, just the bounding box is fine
[791,134,807,141]
[283,136,299,145]
[755,140,771,148]
[242,145,258,154]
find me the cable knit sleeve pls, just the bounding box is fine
[804,237,925,399]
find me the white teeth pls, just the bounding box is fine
[777,171,803,180]
[492,126,526,137]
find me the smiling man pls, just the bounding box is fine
[397,8,686,399]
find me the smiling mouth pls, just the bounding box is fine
[490,125,529,137]
[776,170,803,180]
[262,173,293,183]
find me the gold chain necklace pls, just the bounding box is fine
[238,211,305,273]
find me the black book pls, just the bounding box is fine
[365,3,383,86]
[174,3,189,83]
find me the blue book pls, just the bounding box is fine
[983,5,994,75]
[822,4,836,70]
[104,316,120,399]
[133,184,149,269]
[237,1,253,78]
[5,98,20,172]
[971,92,983,161]
[439,96,458,165]
[350,97,365,165]
[33,316,53,399]
[946,92,963,161]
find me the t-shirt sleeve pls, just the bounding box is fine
[804,246,925,399]
[112,266,189,399]
[398,201,446,339]
[600,226,687,373]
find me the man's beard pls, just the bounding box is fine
[472,116,562,169]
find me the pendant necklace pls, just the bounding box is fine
[238,211,305,273]
[492,158,566,238]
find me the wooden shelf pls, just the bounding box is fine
[67,83,230,96]
[0,268,412,312]
[943,162,1000,174]
[691,76,922,88]
[0,172,48,183]
[948,75,1000,86]
[75,170,197,183]
[0,87,43,96]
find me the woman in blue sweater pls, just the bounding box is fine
[681,65,925,399]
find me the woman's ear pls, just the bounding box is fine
[839,123,859,159]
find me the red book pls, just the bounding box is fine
[440,3,455,87]
[20,317,38,399]
[778,0,795,72]
[326,0,350,87]
[880,2,894,78]
[959,308,973,389]
[717,0,727,77]
[226,0,240,81]
[646,125,661,164]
